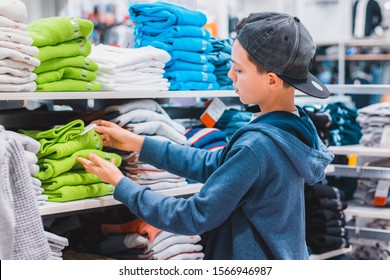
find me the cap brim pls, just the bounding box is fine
[281,73,330,99]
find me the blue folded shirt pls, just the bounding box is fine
[165,70,217,83]
[134,24,210,39]
[129,1,207,28]
[167,50,208,65]
[136,37,213,53]
[166,61,215,73]
[169,81,220,91]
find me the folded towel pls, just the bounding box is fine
[28,17,94,47]
[36,38,92,63]
[129,2,207,28]
[34,55,98,74]
[0,66,33,77]
[36,67,97,85]
[0,15,27,30]
[36,79,101,92]
[0,31,33,45]
[0,73,36,84]
[0,46,41,66]
[0,58,35,71]
[44,182,114,202]
[35,149,122,180]
[99,60,165,74]
[0,38,39,56]
[0,82,36,92]
[167,50,208,65]
[42,170,102,190]
[0,0,28,22]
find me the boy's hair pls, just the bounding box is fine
[235,17,291,88]
[234,12,330,99]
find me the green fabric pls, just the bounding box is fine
[42,171,103,191]
[28,17,94,47]
[36,67,97,84]
[34,56,98,74]
[20,119,85,153]
[37,129,103,159]
[36,79,101,92]
[35,38,92,63]
[35,149,122,180]
[44,183,114,202]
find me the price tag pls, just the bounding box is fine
[374,180,390,206]
[81,123,97,135]
[200,97,226,128]
[379,125,390,147]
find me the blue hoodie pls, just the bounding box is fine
[113,107,334,259]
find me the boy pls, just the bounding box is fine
[77,12,334,259]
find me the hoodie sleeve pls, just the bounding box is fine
[114,145,260,235]
[139,136,224,183]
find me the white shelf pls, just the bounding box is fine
[309,247,352,260]
[0,90,237,101]
[345,200,390,220]
[329,145,390,157]
[326,164,390,180]
[39,183,203,216]
[326,84,390,95]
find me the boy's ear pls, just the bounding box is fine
[267,72,283,90]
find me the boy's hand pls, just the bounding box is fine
[77,153,124,186]
[92,120,144,153]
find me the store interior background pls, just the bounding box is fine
[19,0,390,109]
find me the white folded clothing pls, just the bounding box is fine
[5,130,41,153]
[0,0,28,23]
[90,45,170,68]
[0,15,27,30]
[100,83,169,91]
[0,31,33,45]
[124,163,160,171]
[0,73,37,84]
[358,102,390,116]
[127,169,182,180]
[146,234,201,254]
[149,243,203,260]
[99,60,165,74]
[32,177,42,188]
[44,231,69,247]
[167,252,204,260]
[0,81,36,91]
[107,100,169,117]
[125,121,187,144]
[0,40,39,56]
[124,233,148,249]
[97,70,164,80]
[0,26,29,37]
[0,66,32,77]
[112,109,185,134]
[96,73,165,84]
[136,180,188,190]
[0,58,35,71]
[0,47,40,66]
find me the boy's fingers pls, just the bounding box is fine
[76,156,90,165]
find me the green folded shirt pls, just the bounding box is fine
[28,17,94,47]
[44,182,114,202]
[42,170,102,190]
[36,38,92,63]
[35,149,122,180]
[20,119,85,153]
[36,66,97,85]
[34,56,99,74]
[36,79,101,92]
[37,129,103,159]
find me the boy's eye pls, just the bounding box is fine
[235,69,242,73]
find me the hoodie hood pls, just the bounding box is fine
[229,107,334,185]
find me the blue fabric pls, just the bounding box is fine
[185,128,227,149]
[166,61,215,73]
[167,50,208,65]
[208,52,231,66]
[169,81,220,91]
[209,36,233,54]
[129,1,207,28]
[114,107,334,259]
[164,70,217,83]
[136,38,212,53]
[134,24,210,39]
[201,141,227,150]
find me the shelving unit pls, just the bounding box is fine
[39,183,203,216]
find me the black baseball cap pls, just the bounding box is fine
[236,12,330,99]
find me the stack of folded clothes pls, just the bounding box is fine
[44,231,69,260]
[129,1,219,90]
[305,182,350,255]
[28,17,101,92]
[88,44,171,91]
[20,119,122,202]
[184,127,227,151]
[208,36,234,89]
[95,219,204,260]
[0,0,40,92]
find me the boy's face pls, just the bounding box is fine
[228,40,270,106]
